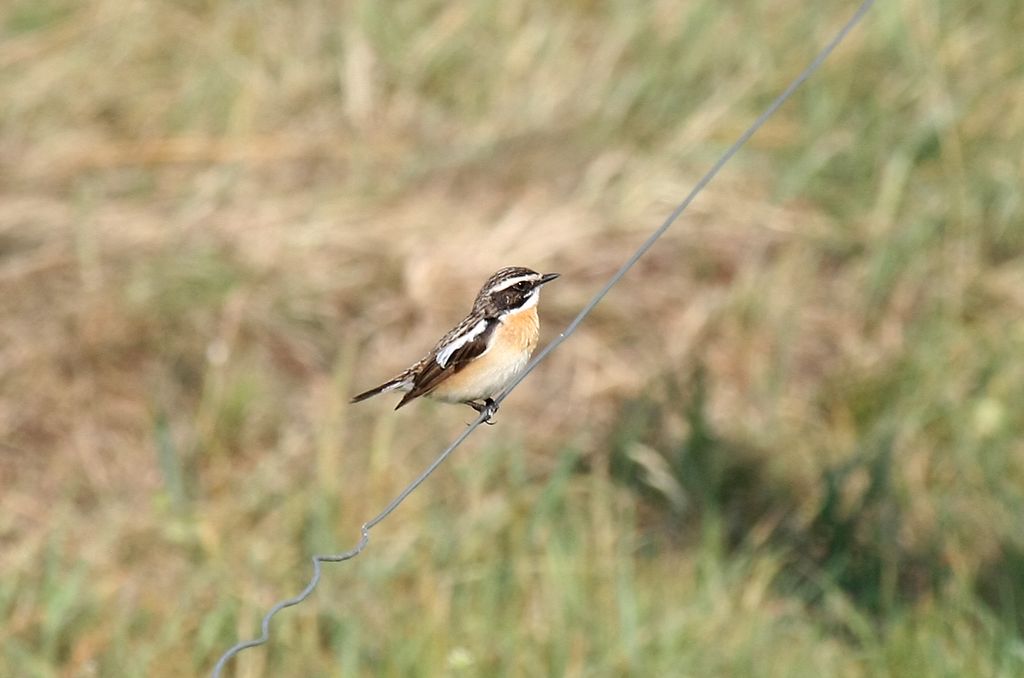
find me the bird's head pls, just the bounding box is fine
[475,266,560,316]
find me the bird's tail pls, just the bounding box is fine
[350,375,410,404]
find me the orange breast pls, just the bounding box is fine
[430,307,539,403]
[498,305,540,355]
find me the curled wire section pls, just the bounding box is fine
[210,529,370,678]
[210,2,875,674]
[211,411,490,676]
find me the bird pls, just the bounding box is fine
[351,266,560,421]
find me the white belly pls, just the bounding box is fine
[430,348,530,403]
[427,305,540,404]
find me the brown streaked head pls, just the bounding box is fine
[474,266,560,316]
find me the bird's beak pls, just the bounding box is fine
[539,272,560,285]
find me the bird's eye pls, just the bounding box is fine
[514,281,531,292]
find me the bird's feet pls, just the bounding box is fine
[468,398,499,425]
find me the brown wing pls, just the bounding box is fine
[395,318,497,409]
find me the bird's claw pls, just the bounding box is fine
[468,398,499,425]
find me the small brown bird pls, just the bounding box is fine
[351,266,560,419]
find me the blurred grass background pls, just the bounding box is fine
[2,0,1023,675]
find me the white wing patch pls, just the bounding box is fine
[436,318,489,368]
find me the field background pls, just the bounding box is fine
[3,0,1024,676]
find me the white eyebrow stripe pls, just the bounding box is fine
[486,275,537,294]
[436,318,489,368]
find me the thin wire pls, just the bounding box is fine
[210,415,488,677]
[211,2,874,674]
[498,0,874,399]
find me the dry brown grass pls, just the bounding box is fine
[2,0,1023,675]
